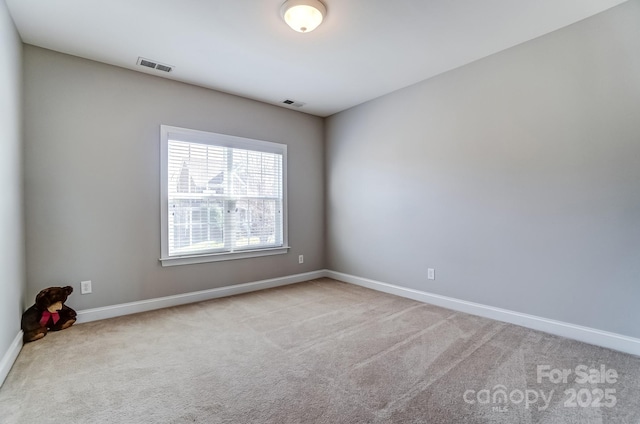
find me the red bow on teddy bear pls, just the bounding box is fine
[39,310,61,327]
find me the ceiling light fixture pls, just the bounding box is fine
[280,0,326,33]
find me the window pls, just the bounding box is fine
[160,125,288,266]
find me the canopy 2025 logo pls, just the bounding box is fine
[463,364,618,412]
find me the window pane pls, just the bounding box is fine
[165,136,284,258]
[233,199,281,250]
[169,198,224,256]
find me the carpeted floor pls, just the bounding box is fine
[1,278,639,423]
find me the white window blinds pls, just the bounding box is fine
[160,126,287,265]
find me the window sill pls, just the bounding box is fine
[159,246,290,267]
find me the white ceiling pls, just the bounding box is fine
[5,0,627,117]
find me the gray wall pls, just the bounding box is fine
[24,46,324,311]
[0,0,25,359]
[326,0,640,338]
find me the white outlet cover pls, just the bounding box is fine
[427,268,435,280]
[81,280,92,294]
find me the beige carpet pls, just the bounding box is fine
[1,278,639,423]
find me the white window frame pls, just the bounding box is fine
[160,125,289,266]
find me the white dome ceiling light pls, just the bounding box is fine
[280,0,327,33]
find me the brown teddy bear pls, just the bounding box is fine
[21,286,77,343]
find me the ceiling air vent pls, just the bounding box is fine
[137,57,174,73]
[282,99,305,108]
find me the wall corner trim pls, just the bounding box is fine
[76,270,326,324]
[325,270,640,357]
[0,331,23,387]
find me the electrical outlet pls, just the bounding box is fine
[427,268,435,280]
[80,280,92,294]
[298,255,304,264]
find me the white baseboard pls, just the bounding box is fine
[326,270,640,357]
[0,331,23,387]
[76,270,326,324]
[2,268,636,389]
[68,268,640,356]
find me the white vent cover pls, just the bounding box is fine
[137,57,174,73]
[282,99,305,108]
